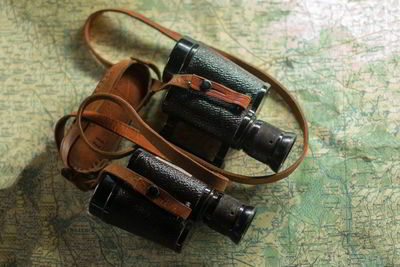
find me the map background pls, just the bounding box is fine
[0,0,399,266]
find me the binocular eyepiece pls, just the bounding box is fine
[89,148,256,252]
[238,111,296,172]
[162,37,296,172]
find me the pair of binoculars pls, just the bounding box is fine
[89,36,298,252]
[89,148,256,252]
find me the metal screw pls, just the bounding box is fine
[146,184,160,198]
[200,79,212,91]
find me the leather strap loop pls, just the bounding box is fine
[155,74,252,109]
[81,8,309,184]
[76,93,230,191]
[84,8,181,68]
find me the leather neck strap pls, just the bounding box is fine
[78,8,308,188]
[84,8,182,68]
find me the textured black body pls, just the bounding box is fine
[89,174,191,252]
[128,148,208,219]
[163,87,246,144]
[182,44,268,99]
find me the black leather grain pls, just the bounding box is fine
[128,148,208,218]
[163,86,246,143]
[184,44,266,99]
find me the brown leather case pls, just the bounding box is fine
[55,60,152,190]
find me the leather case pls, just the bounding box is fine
[55,60,152,190]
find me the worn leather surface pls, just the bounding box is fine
[67,63,150,170]
[55,61,151,190]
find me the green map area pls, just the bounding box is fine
[0,0,399,266]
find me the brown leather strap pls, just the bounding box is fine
[102,164,192,219]
[65,8,308,190]
[154,74,251,109]
[81,8,309,185]
[84,8,181,68]
[76,93,230,191]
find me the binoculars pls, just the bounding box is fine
[89,148,256,252]
[88,36,299,252]
[162,37,296,172]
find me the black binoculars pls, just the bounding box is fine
[161,37,296,172]
[89,148,256,252]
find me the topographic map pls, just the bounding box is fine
[0,0,399,266]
